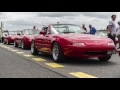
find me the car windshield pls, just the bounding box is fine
[2,32,8,36]
[51,24,86,34]
[8,31,18,35]
[96,31,107,36]
[26,29,39,35]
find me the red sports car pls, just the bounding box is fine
[14,29,39,49]
[31,24,115,62]
[3,31,21,45]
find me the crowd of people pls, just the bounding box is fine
[82,14,120,56]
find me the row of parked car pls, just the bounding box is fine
[0,24,116,62]
[0,29,39,49]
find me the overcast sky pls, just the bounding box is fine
[0,12,120,31]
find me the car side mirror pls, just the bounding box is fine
[39,30,46,35]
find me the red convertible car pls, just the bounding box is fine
[3,31,21,45]
[14,29,39,49]
[31,24,115,62]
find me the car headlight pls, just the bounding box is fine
[108,43,115,46]
[73,43,85,46]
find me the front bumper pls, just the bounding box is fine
[62,45,115,58]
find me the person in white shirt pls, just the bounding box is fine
[108,14,117,46]
[116,21,120,49]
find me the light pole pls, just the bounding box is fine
[0,22,4,42]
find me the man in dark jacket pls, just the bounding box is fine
[89,25,96,35]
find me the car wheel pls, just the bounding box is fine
[3,39,6,44]
[1,38,4,43]
[14,40,18,47]
[52,42,64,63]
[21,40,26,49]
[98,55,112,61]
[6,39,10,45]
[1,39,2,43]
[31,40,38,55]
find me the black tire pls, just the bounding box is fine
[14,40,18,47]
[3,39,6,44]
[6,39,10,45]
[98,55,112,61]
[52,42,65,63]
[21,40,26,49]
[31,40,38,55]
[1,38,4,43]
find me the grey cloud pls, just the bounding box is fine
[38,12,115,20]
[0,12,119,30]
[7,20,40,26]
[37,12,80,17]
[0,12,7,19]
[81,12,113,19]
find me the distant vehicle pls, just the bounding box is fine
[14,29,39,49]
[0,32,9,43]
[31,24,115,62]
[3,31,21,45]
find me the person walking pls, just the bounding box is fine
[89,25,96,35]
[116,21,120,49]
[82,24,87,32]
[108,14,117,46]
[107,25,113,40]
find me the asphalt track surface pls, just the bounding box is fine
[0,43,120,78]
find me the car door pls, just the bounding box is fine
[16,30,24,45]
[42,26,52,53]
[35,28,46,51]
[15,34,21,44]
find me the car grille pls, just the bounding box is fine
[85,51,107,55]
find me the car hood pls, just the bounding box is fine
[8,35,16,38]
[59,34,112,44]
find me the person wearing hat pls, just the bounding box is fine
[116,21,120,49]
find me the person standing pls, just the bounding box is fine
[89,25,96,35]
[116,21,120,49]
[107,25,113,40]
[82,24,87,32]
[108,14,117,46]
